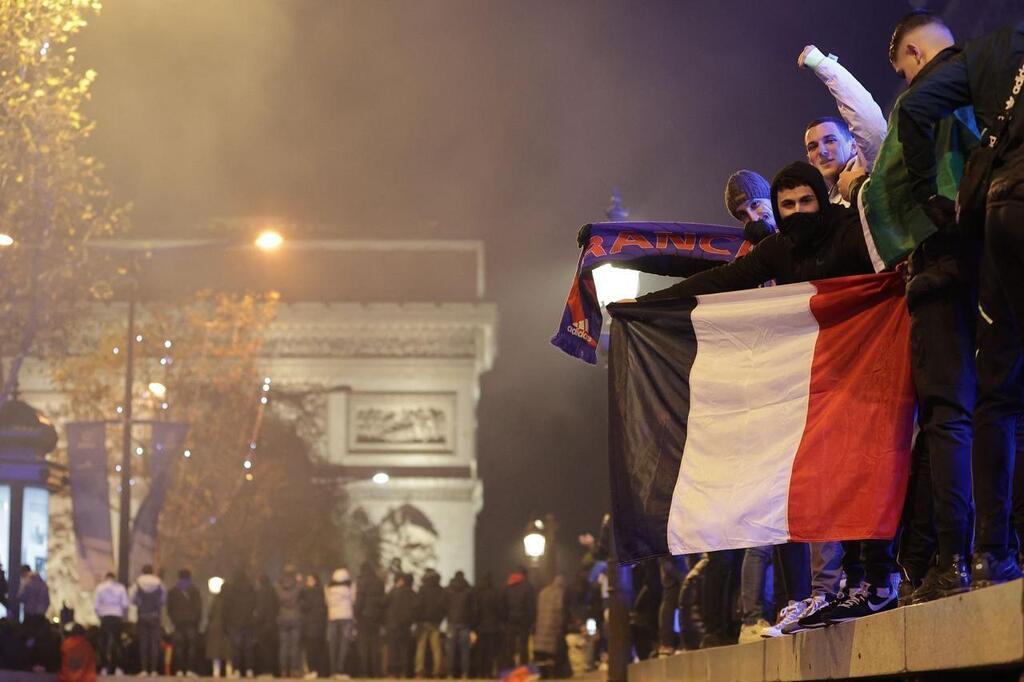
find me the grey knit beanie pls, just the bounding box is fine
[724,170,771,218]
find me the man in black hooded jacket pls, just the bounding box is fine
[896,19,1024,591]
[636,161,901,625]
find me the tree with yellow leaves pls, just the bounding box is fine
[0,0,126,405]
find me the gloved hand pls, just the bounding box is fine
[742,219,775,245]
[577,224,593,248]
[922,195,957,233]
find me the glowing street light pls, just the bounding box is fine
[147,382,167,399]
[592,263,639,307]
[523,519,547,559]
[372,472,390,485]
[254,230,284,252]
[208,576,224,594]
[0,234,13,247]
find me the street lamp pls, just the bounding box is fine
[254,230,284,252]
[0,234,13,247]
[523,519,546,559]
[91,233,284,584]
[592,264,639,307]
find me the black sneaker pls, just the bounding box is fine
[909,554,970,604]
[897,577,919,607]
[972,551,1024,587]
[826,575,900,624]
[782,592,842,633]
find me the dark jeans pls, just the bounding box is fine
[973,239,1024,555]
[474,631,500,678]
[700,549,743,641]
[98,615,123,672]
[172,623,199,673]
[906,232,979,562]
[304,635,327,677]
[328,619,354,676]
[658,555,690,647]
[386,630,410,678]
[899,434,938,582]
[137,616,162,674]
[502,623,531,668]
[774,543,811,605]
[358,627,382,677]
[279,623,302,676]
[446,624,471,677]
[739,546,771,625]
[841,538,897,587]
[230,628,256,674]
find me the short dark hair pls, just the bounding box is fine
[179,568,191,580]
[774,175,814,193]
[889,9,949,63]
[805,116,852,140]
[141,564,154,575]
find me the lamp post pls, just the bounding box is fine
[93,231,285,584]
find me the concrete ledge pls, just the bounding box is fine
[629,578,1023,681]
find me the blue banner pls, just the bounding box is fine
[129,422,188,577]
[67,422,113,591]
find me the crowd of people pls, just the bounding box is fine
[0,557,610,679]
[616,10,1024,651]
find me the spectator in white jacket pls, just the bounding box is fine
[94,571,130,675]
[798,45,888,206]
[325,568,356,679]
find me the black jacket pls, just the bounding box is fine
[167,581,202,628]
[415,572,448,625]
[355,570,387,629]
[221,578,258,633]
[500,575,536,629]
[638,163,873,300]
[299,584,328,640]
[898,22,1024,203]
[473,582,502,635]
[385,584,416,633]
[445,575,475,627]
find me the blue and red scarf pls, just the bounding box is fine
[551,221,750,364]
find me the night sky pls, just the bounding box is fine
[75,1,1017,579]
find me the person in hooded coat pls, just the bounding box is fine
[413,569,447,678]
[326,567,356,678]
[254,574,280,675]
[130,564,165,676]
[221,568,258,677]
[167,568,202,675]
[384,573,416,678]
[499,568,536,669]
[635,161,899,630]
[276,564,304,678]
[444,571,475,679]
[354,562,386,678]
[471,573,501,678]
[300,572,328,678]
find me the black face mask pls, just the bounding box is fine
[743,219,775,245]
[779,211,824,249]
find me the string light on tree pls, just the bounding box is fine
[112,347,120,355]
[135,334,143,343]
[243,459,253,470]
[183,449,192,459]
[163,340,172,349]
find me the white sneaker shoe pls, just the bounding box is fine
[762,597,813,638]
[738,618,771,643]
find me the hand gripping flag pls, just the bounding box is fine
[551,222,752,364]
[606,272,914,562]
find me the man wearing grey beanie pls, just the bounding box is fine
[723,169,776,245]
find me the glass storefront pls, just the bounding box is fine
[21,487,49,579]
[0,485,9,619]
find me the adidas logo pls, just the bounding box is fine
[567,320,596,344]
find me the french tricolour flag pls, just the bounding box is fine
[607,272,915,562]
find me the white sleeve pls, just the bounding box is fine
[810,52,888,172]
